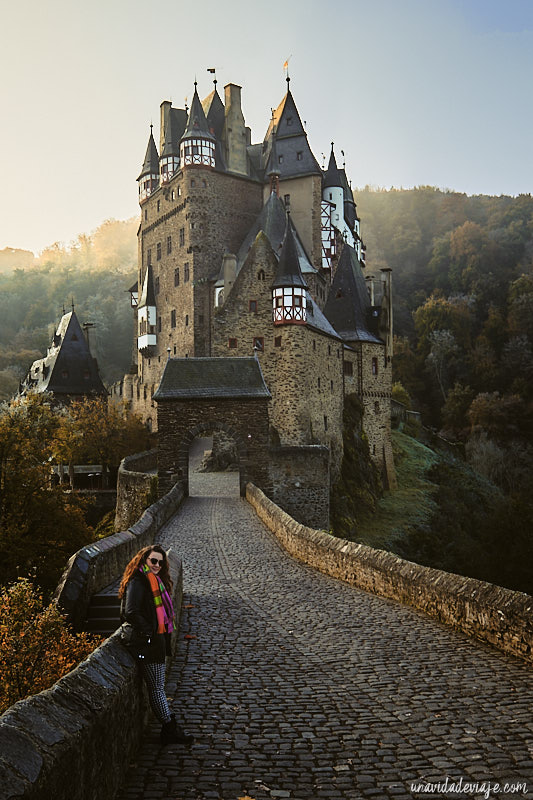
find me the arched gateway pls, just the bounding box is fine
[154,357,271,497]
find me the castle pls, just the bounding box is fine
[111,74,395,523]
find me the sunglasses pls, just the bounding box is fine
[148,557,163,566]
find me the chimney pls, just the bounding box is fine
[223,84,247,175]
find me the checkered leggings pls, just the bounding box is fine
[139,662,172,724]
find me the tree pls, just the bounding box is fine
[426,329,458,402]
[55,397,150,487]
[0,394,93,592]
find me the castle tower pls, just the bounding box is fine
[322,145,354,249]
[263,79,323,268]
[180,83,216,168]
[272,216,308,325]
[137,127,159,202]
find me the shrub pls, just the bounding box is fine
[0,578,101,713]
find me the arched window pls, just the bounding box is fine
[257,269,266,281]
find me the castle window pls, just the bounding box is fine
[249,300,257,313]
[184,263,190,282]
[228,338,237,348]
[343,361,353,376]
[167,235,172,255]
[313,340,316,351]
[179,228,185,247]
[178,186,182,196]
[318,377,321,388]
[185,315,189,326]
[157,316,161,332]
[147,249,152,266]
[144,210,148,221]
[155,276,160,294]
[157,200,160,212]
[330,380,334,391]
[296,151,302,161]
[336,290,343,298]
[374,401,380,414]
[372,357,378,375]
[328,345,331,355]
[278,154,284,164]
[191,179,196,187]
[156,242,161,261]
[284,194,290,208]
[287,116,293,126]
[324,415,328,431]
[171,310,176,328]
[174,345,177,354]
[257,269,266,281]
[171,190,175,200]
[275,336,281,347]
[253,337,264,352]
[202,179,207,187]
[174,267,180,286]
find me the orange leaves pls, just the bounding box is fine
[0,578,102,714]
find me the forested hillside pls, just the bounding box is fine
[0,219,137,400]
[357,187,533,500]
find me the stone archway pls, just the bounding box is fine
[182,420,246,497]
[156,397,271,497]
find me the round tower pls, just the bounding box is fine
[180,82,216,168]
[272,216,308,325]
[137,126,160,202]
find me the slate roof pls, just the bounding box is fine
[262,90,321,180]
[138,264,156,308]
[202,88,225,140]
[153,358,271,401]
[323,148,343,189]
[20,311,107,397]
[138,128,159,180]
[272,217,308,289]
[182,85,215,141]
[234,192,316,275]
[323,245,382,344]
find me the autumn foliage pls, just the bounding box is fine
[0,578,101,713]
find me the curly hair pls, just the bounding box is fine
[118,545,173,598]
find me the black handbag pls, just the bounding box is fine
[119,623,152,660]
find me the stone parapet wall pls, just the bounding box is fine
[114,449,158,532]
[246,483,533,664]
[0,552,183,800]
[55,480,186,630]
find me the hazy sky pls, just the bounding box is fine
[2,0,533,254]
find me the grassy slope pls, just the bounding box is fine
[349,430,439,550]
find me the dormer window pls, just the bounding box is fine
[180,137,215,168]
[272,287,306,325]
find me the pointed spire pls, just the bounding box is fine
[182,83,215,141]
[138,126,159,179]
[267,124,281,195]
[323,143,343,189]
[272,214,308,289]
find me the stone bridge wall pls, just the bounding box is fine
[114,449,158,532]
[246,483,533,664]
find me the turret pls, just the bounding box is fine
[272,216,308,325]
[137,126,160,202]
[180,83,215,168]
[137,264,157,351]
[322,145,354,249]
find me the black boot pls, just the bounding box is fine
[160,714,194,746]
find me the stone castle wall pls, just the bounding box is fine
[213,232,344,481]
[114,449,157,532]
[267,445,330,529]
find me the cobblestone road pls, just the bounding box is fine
[116,460,533,800]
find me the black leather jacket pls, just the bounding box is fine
[120,572,170,662]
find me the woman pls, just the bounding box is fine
[118,544,193,746]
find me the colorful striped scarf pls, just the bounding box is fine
[140,564,175,634]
